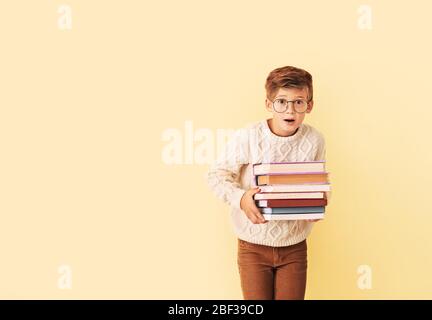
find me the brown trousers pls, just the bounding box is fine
[237,238,308,300]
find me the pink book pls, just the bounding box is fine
[253,161,326,175]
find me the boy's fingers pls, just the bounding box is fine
[246,211,258,223]
[251,206,261,216]
[250,214,260,224]
[253,210,266,223]
[254,209,266,223]
[251,199,260,210]
[251,187,261,195]
[249,203,267,223]
[245,198,267,224]
[258,213,268,223]
[247,209,265,224]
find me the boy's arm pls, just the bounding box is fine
[315,134,326,162]
[206,128,250,211]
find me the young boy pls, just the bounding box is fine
[206,66,327,300]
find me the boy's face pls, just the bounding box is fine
[265,86,313,136]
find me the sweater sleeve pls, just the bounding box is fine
[314,133,331,202]
[314,132,326,162]
[206,127,250,211]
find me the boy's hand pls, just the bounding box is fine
[240,187,268,224]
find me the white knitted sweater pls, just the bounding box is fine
[206,119,327,247]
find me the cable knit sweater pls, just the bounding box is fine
[206,118,327,247]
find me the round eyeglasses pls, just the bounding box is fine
[271,98,311,113]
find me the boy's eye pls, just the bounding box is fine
[295,100,303,104]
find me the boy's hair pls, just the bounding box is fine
[265,66,313,102]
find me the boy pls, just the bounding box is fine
[206,66,327,300]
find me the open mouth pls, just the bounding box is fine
[284,119,295,123]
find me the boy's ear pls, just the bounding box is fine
[306,100,314,113]
[265,98,273,112]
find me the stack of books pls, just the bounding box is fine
[253,161,331,221]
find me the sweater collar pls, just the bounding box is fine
[262,118,304,142]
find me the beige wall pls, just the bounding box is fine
[1,0,431,299]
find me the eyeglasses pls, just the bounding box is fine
[270,98,311,114]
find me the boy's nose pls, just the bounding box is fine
[285,103,295,113]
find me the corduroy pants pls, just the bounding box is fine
[237,238,308,300]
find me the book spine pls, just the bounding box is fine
[263,213,324,221]
[260,206,325,214]
[256,199,327,208]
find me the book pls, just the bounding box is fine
[253,161,325,175]
[260,206,325,214]
[254,192,324,200]
[258,184,331,193]
[257,198,327,208]
[257,173,329,185]
[263,213,324,220]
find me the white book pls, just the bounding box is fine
[263,213,324,221]
[254,161,325,175]
[259,184,331,193]
[254,192,324,200]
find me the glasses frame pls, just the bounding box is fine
[270,97,312,114]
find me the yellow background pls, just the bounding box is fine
[1,0,431,299]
